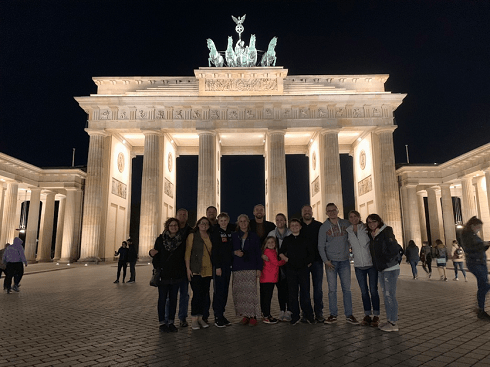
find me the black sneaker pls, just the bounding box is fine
[315,316,325,323]
[159,324,170,333]
[168,324,178,332]
[180,319,188,327]
[127,280,135,284]
[307,316,316,324]
[477,310,490,321]
[324,315,337,324]
[215,319,227,328]
[290,317,301,325]
[300,317,309,324]
[222,317,232,326]
[202,317,208,323]
[113,280,119,284]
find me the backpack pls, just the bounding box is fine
[437,246,447,259]
[455,247,464,259]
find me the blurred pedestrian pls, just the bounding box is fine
[113,241,129,283]
[420,241,432,277]
[405,240,420,280]
[451,240,467,281]
[127,238,137,283]
[3,237,27,294]
[434,239,448,281]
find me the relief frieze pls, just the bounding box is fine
[164,178,174,198]
[311,176,320,197]
[111,177,127,199]
[358,175,373,196]
[205,78,278,92]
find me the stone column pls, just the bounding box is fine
[319,129,343,217]
[0,182,19,246]
[37,192,55,262]
[427,187,442,244]
[25,188,41,262]
[0,182,4,240]
[373,127,403,242]
[440,184,456,250]
[53,196,66,261]
[405,185,422,246]
[266,130,288,220]
[60,189,80,262]
[461,176,477,223]
[485,169,490,219]
[139,130,162,260]
[417,191,428,242]
[197,131,217,218]
[80,131,108,262]
[474,176,490,240]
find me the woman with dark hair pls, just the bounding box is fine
[420,241,433,277]
[434,239,448,281]
[150,217,186,332]
[451,240,467,281]
[405,240,420,280]
[232,214,262,326]
[347,210,380,327]
[461,216,490,320]
[185,216,213,330]
[366,213,403,332]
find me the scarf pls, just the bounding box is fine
[162,231,183,252]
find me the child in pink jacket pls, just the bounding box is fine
[260,236,287,323]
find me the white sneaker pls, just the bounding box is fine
[465,277,468,282]
[379,322,399,332]
[453,277,459,281]
[278,310,285,321]
[284,311,292,322]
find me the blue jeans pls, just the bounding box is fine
[354,266,380,316]
[310,260,324,318]
[286,266,313,320]
[409,260,418,278]
[453,262,466,278]
[212,266,232,319]
[379,269,400,323]
[466,262,490,310]
[165,280,188,322]
[325,260,352,317]
[158,281,181,324]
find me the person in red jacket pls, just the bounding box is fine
[260,236,286,324]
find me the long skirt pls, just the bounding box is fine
[232,270,261,318]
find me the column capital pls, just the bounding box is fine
[320,128,341,135]
[141,129,162,136]
[84,128,109,137]
[197,130,216,137]
[374,125,397,134]
[267,129,286,136]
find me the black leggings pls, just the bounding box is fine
[116,262,127,281]
[260,283,275,317]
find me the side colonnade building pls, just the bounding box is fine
[0,153,85,263]
[74,67,406,262]
[397,143,490,256]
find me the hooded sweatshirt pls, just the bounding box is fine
[2,237,27,265]
[318,218,351,262]
[346,223,372,268]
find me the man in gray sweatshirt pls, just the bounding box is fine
[318,203,358,325]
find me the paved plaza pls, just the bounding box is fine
[2,262,490,367]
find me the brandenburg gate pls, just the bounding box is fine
[75,20,406,261]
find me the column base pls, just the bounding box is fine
[36,259,53,263]
[58,258,77,264]
[27,260,38,264]
[79,257,102,264]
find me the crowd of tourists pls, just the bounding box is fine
[147,203,406,333]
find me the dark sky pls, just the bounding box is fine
[1,0,490,221]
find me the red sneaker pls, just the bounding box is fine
[239,317,250,325]
[249,318,258,326]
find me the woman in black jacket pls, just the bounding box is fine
[367,214,402,332]
[149,217,186,332]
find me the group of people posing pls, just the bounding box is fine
[148,203,404,333]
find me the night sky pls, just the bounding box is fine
[1,1,489,223]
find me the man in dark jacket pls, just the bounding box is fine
[126,239,138,283]
[249,204,275,243]
[300,204,324,323]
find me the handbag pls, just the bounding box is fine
[436,258,446,264]
[149,268,162,287]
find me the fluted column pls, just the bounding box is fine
[417,191,428,242]
[405,185,422,246]
[197,131,217,218]
[0,182,19,246]
[320,129,343,218]
[373,127,403,242]
[60,189,80,262]
[37,192,55,262]
[25,188,41,262]
[427,187,442,244]
[0,182,4,240]
[139,131,162,259]
[440,184,456,249]
[53,196,66,261]
[461,176,477,223]
[474,176,490,240]
[266,130,288,219]
[485,169,490,220]
[80,131,108,261]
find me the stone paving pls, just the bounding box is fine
[2,262,490,367]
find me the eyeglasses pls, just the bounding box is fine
[326,209,337,213]
[367,220,378,224]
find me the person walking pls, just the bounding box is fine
[405,240,420,280]
[211,212,234,328]
[232,214,262,327]
[185,217,214,330]
[150,217,186,333]
[346,210,380,327]
[420,241,432,277]
[367,214,403,332]
[300,204,324,323]
[113,241,129,283]
[460,216,490,320]
[127,238,137,283]
[434,239,448,281]
[452,240,467,281]
[0,243,7,282]
[267,213,292,321]
[318,203,358,325]
[260,236,286,324]
[3,237,27,293]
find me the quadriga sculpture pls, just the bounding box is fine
[225,36,237,67]
[206,39,224,67]
[247,35,257,67]
[260,36,278,67]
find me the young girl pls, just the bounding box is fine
[260,236,286,324]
